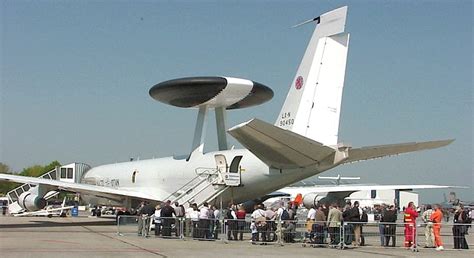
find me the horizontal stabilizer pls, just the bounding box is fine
[228,119,335,169]
[342,139,454,164]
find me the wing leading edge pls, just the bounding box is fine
[0,173,164,202]
[282,184,459,195]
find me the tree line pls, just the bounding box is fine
[0,161,61,196]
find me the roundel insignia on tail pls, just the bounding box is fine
[295,76,304,90]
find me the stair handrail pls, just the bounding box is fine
[179,176,223,206]
[162,168,217,202]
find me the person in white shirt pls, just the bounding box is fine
[307,206,317,220]
[274,203,286,243]
[251,205,266,220]
[154,205,162,236]
[276,203,284,221]
[213,206,220,219]
[185,204,194,237]
[422,204,435,248]
[251,204,267,242]
[189,203,200,238]
[265,207,277,241]
[198,202,211,239]
[306,205,317,240]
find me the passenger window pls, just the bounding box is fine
[67,168,74,179]
[60,168,67,178]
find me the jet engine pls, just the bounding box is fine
[18,192,47,211]
[302,193,326,209]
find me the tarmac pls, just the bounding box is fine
[1,214,473,258]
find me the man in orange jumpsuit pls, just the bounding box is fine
[430,204,444,251]
[404,202,418,249]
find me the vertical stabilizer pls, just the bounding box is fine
[275,6,349,147]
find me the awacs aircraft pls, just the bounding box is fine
[0,6,453,213]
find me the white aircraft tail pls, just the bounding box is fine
[228,6,453,170]
[275,6,349,148]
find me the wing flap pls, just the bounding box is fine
[343,139,454,164]
[228,118,335,169]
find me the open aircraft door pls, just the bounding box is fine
[214,155,242,186]
[225,156,242,186]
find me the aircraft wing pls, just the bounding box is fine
[228,118,335,169]
[283,184,459,194]
[0,174,163,202]
[342,140,454,164]
[283,185,458,193]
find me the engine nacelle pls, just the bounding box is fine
[18,192,47,211]
[302,193,326,209]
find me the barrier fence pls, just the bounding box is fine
[342,222,416,251]
[117,215,472,251]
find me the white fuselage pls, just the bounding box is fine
[81,148,334,207]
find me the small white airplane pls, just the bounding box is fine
[1,6,453,213]
[14,197,74,218]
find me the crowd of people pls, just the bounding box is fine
[128,199,472,250]
[249,202,298,244]
[373,201,472,251]
[136,200,220,239]
[302,200,472,251]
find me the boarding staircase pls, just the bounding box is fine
[163,168,233,207]
[6,163,91,214]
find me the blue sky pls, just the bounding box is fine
[1,0,472,203]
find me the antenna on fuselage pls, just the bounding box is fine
[148,76,273,159]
